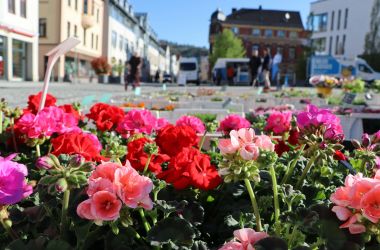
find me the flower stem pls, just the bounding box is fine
[143,154,153,175]
[244,179,262,231]
[36,144,41,158]
[10,117,18,152]
[60,189,71,239]
[115,158,122,165]
[269,164,280,223]
[296,154,317,189]
[198,131,208,150]
[0,111,3,134]
[138,208,151,233]
[0,218,18,240]
[281,144,305,185]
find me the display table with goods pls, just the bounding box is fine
[3,88,380,250]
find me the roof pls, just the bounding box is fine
[224,8,304,29]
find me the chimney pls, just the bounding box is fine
[232,8,237,13]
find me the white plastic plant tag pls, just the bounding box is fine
[39,37,81,112]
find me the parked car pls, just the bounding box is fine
[163,73,172,83]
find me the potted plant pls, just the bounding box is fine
[91,57,111,84]
[309,75,340,98]
[110,63,124,84]
[342,78,366,93]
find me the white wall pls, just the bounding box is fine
[310,0,374,59]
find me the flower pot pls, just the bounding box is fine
[98,74,109,84]
[316,87,333,98]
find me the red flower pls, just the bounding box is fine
[51,132,103,161]
[126,137,170,174]
[59,104,82,121]
[274,130,299,156]
[334,150,347,161]
[86,103,125,131]
[157,147,221,190]
[155,125,198,157]
[27,92,57,114]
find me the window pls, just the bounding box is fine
[359,64,373,73]
[74,25,77,37]
[112,31,117,48]
[265,29,273,37]
[277,30,285,38]
[342,34,346,54]
[277,46,283,55]
[83,29,87,45]
[8,0,15,14]
[252,29,261,37]
[344,8,348,29]
[96,35,98,49]
[231,27,239,34]
[289,47,296,60]
[119,35,124,50]
[312,37,326,52]
[180,63,196,71]
[124,39,129,52]
[331,11,335,31]
[312,13,328,32]
[68,0,71,6]
[97,9,100,23]
[67,22,71,38]
[75,0,78,10]
[337,10,341,30]
[91,1,95,15]
[83,0,88,14]
[20,0,27,17]
[289,31,298,39]
[91,33,94,49]
[335,35,339,54]
[329,36,333,55]
[39,18,47,37]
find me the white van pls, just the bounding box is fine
[178,57,200,85]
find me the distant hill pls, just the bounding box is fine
[161,40,209,58]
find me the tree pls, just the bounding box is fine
[365,0,380,54]
[209,29,246,67]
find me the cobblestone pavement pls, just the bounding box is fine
[0,80,315,109]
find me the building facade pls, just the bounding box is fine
[39,0,104,81]
[309,0,375,59]
[0,0,39,81]
[209,7,309,75]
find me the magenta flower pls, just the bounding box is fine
[218,114,251,135]
[0,154,33,205]
[116,109,157,135]
[156,118,170,130]
[265,111,292,135]
[176,115,206,134]
[296,105,343,141]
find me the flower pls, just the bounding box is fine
[219,228,268,250]
[87,103,125,132]
[157,147,221,190]
[155,124,199,157]
[114,161,154,210]
[126,137,170,174]
[176,116,206,134]
[334,150,346,161]
[218,114,251,135]
[59,104,82,121]
[360,184,380,223]
[0,154,32,205]
[116,109,157,135]
[26,91,57,114]
[36,156,54,170]
[265,111,292,135]
[51,132,103,161]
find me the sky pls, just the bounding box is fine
[129,0,314,48]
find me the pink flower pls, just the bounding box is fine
[89,162,120,183]
[116,109,157,135]
[0,154,32,205]
[87,178,114,197]
[265,111,292,135]
[219,228,268,250]
[218,114,251,135]
[76,199,96,220]
[156,118,170,130]
[332,206,353,221]
[360,184,380,223]
[339,213,366,234]
[254,135,275,152]
[114,161,153,210]
[176,116,206,134]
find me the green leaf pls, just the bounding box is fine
[46,240,72,250]
[147,217,196,247]
[39,175,60,185]
[5,239,27,250]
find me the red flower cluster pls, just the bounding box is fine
[86,103,125,131]
[59,104,82,122]
[27,92,57,114]
[51,132,103,161]
[155,125,199,157]
[157,147,221,191]
[274,130,300,156]
[126,137,170,174]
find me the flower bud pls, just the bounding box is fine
[319,142,328,150]
[362,133,371,148]
[144,142,159,155]
[69,154,84,168]
[351,139,361,149]
[55,178,68,192]
[36,156,54,170]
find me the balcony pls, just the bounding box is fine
[82,14,95,29]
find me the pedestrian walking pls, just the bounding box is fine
[262,48,272,91]
[249,49,261,87]
[155,69,160,83]
[128,52,142,90]
[227,65,235,85]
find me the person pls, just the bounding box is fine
[128,52,142,90]
[124,61,130,91]
[227,65,235,85]
[155,69,160,83]
[249,49,261,87]
[262,48,272,91]
[271,51,282,89]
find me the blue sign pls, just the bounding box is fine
[310,56,340,75]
